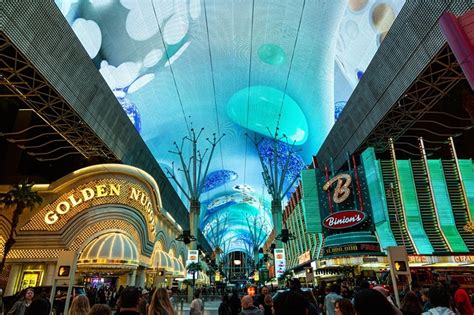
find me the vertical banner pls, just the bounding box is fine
[187,250,199,263]
[186,250,199,279]
[274,248,286,279]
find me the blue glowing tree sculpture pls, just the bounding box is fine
[202,211,229,266]
[248,128,305,247]
[167,128,225,249]
[245,215,271,268]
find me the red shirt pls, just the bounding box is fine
[454,288,473,315]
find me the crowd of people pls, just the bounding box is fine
[2,285,207,315]
[2,279,473,315]
[215,278,474,315]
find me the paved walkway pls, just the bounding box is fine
[174,300,220,315]
[109,300,221,314]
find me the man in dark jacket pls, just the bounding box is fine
[240,295,263,315]
[116,287,141,315]
[253,287,269,309]
[229,290,241,315]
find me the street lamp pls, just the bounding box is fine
[167,128,225,249]
[275,227,296,244]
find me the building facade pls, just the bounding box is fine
[0,164,188,295]
[272,146,474,286]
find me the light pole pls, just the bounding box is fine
[167,128,224,249]
[248,129,305,247]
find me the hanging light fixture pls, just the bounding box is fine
[275,227,296,243]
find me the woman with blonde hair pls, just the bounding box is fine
[148,288,175,315]
[69,295,90,315]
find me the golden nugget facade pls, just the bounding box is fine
[0,164,188,295]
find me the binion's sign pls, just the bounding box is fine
[323,210,366,230]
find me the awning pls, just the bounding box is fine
[172,256,185,276]
[78,233,139,269]
[153,250,174,272]
[196,272,210,285]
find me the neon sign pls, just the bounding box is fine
[323,210,366,229]
[323,173,352,203]
[44,183,156,232]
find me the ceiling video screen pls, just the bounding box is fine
[56,0,405,253]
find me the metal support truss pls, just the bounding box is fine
[0,33,117,161]
[364,45,466,154]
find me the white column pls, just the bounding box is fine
[127,269,137,286]
[5,264,22,296]
[43,263,56,286]
[135,268,145,288]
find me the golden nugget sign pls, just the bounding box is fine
[44,182,156,232]
[323,173,352,203]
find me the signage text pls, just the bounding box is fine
[323,210,366,229]
[44,183,156,232]
[323,173,352,203]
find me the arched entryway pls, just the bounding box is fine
[77,232,139,289]
[1,164,186,296]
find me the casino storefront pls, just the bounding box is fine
[275,146,474,287]
[0,164,187,295]
[293,150,385,285]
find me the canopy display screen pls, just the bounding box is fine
[56,0,404,253]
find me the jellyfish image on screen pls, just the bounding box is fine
[202,170,238,193]
[117,95,142,133]
[335,101,347,121]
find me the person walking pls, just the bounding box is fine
[116,287,141,315]
[420,289,431,313]
[7,288,34,315]
[334,298,355,315]
[262,295,273,315]
[400,292,422,315]
[229,290,241,315]
[138,290,149,315]
[69,295,91,315]
[148,288,174,315]
[254,287,269,309]
[324,284,342,315]
[451,280,474,315]
[239,295,263,315]
[25,293,51,315]
[190,292,204,315]
[218,294,232,315]
[353,289,399,315]
[422,284,456,315]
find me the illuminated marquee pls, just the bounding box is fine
[323,210,366,229]
[323,173,352,203]
[44,181,157,233]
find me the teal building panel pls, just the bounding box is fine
[427,160,468,252]
[397,160,434,254]
[301,169,322,233]
[361,147,397,250]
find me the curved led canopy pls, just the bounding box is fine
[58,0,405,253]
[227,86,309,145]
